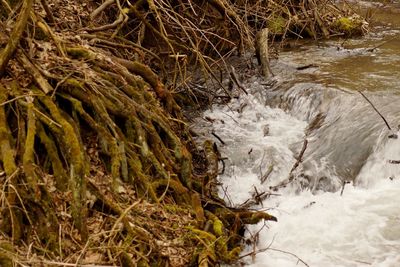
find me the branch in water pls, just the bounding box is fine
[358,90,392,131]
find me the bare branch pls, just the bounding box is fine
[358,90,392,130]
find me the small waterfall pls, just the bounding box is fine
[193,25,400,266]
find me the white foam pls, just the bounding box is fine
[202,91,307,205]
[244,178,400,267]
[199,82,400,267]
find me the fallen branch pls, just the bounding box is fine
[90,0,115,20]
[366,35,398,52]
[40,0,56,24]
[239,242,310,267]
[256,28,274,77]
[267,248,310,267]
[212,131,225,145]
[16,50,53,94]
[290,139,308,174]
[270,139,308,191]
[358,90,392,131]
[229,66,248,95]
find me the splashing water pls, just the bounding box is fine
[195,15,400,267]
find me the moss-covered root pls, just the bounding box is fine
[205,211,241,263]
[23,101,40,199]
[0,0,33,75]
[216,208,277,225]
[189,209,246,266]
[38,92,88,240]
[0,242,15,267]
[36,123,68,190]
[0,85,17,179]
[0,85,22,242]
[214,207,277,249]
[192,227,241,266]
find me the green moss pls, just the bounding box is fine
[164,204,192,215]
[268,16,287,35]
[0,242,14,267]
[227,247,241,262]
[212,218,223,237]
[191,193,205,225]
[37,123,68,190]
[120,251,136,267]
[0,86,17,176]
[66,47,95,60]
[23,102,39,198]
[205,210,224,237]
[190,228,216,243]
[65,78,85,89]
[38,92,88,239]
[248,211,277,224]
[334,16,363,35]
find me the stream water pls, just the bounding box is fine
[194,3,400,267]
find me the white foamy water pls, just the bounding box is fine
[246,179,400,267]
[200,88,307,204]
[197,76,400,266]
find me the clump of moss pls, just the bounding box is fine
[334,15,367,36]
[268,16,287,35]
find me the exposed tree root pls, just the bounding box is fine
[0,0,33,75]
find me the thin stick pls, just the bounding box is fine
[40,0,56,24]
[90,0,115,20]
[358,91,391,130]
[212,131,225,145]
[229,66,248,95]
[289,139,308,175]
[17,50,54,94]
[366,36,398,52]
[0,94,40,106]
[340,181,350,196]
[268,248,310,267]
[239,237,309,267]
[0,0,12,14]
[269,139,308,191]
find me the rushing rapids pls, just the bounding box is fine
[194,3,400,266]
